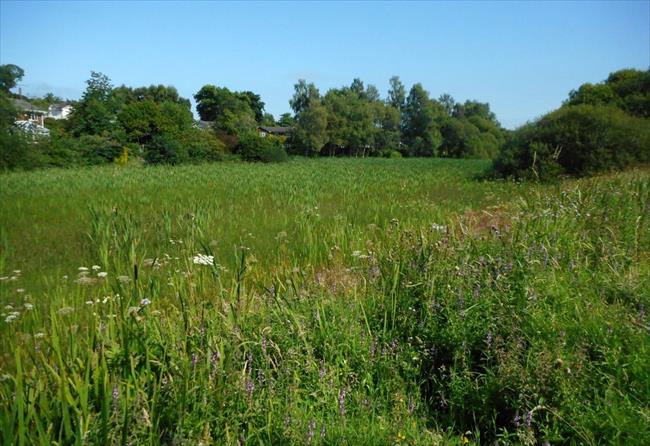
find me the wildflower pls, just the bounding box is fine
[57,307,74,315]
[320,422,326,438]
[140,298,151,307]
[13,270,21,274]
[306,420,316,444]
[75,276,96,285]
[92,265,101,271]
[513,412,521,428]
[112,385,119,402]
[352,250,362,257]
[16,288,24,293]
[192,254,214,266]
[338,388,346,415]
[4,313,18,323]
[526,410,533,429]
[486,331,493,349]
[117,275,130,283]
[78,266,89,272]
[34,332,45,339]
[97,272,108,278]
[23,303,33,310]
[0,276,7,281]
[245,379,255,400]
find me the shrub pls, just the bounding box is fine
[182,128,226,162]
[74,134,123,165]
[236,133,289,163]
[0,130,33,170]
[144,133,187,165]
[494,105,650,180]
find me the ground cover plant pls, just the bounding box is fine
[1,158,648,445]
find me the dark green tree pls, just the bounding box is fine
[0,64,25,93]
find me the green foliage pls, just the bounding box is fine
[277,112,295,127]
[193,85,260,137]
[289,102,328,156]
[237,133,288,162]
[495,69,650,180]
[0,64,24,93]
[0,91,18,129]
[402,84,444,156]
[387,75,406,111]
[494,104,650,180]
[0,130,32,170]
[566,68,650,118]
[183,127,226,162]
[289,79,320,115]
[144,133,187,165]
[118,100,193,146]
[113,84,191,109]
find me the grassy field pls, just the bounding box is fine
[1,158,649,445]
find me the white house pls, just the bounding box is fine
[48,103,74,120]
[12,99,50,137]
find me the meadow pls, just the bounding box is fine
[1,158,648,445]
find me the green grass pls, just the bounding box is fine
[0,158,648,445]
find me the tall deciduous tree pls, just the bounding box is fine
[387,76,406,111]
[69,72,115,136]
[289,80,320,115]
[290,102,328,156]
[402,84,444,156]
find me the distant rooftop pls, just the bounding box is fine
[12,98,47,114]
[258,126,293,135]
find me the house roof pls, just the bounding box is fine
[12,99,47,114]
[258,126,293,135]
[49,103,73,111]
[14,120,50,135]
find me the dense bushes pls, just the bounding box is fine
[236,133,289,162]
[494,69,650,180]
[143,129,225,165]
[494,105,650,180]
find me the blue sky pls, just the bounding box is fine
[1,1,648,129]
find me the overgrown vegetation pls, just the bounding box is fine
[1,159,648,444]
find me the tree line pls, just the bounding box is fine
[1,63,648,179]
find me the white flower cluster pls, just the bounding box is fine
[431,223,448,233]
[192,254,214,266]
[4,311,20,323]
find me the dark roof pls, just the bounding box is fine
[12,99,46,114]
[258,126,293,135]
